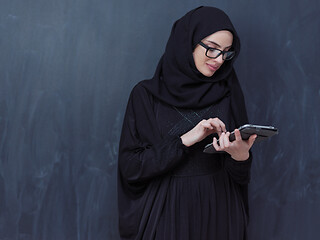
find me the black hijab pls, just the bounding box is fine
[141,6,248,127]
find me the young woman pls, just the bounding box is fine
[118,6,256,240]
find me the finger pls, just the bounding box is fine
[222,132,231,148]
[211,118,226,133]
[208,118,226,136]
[208,118,222,132]
[234,129,242,141]
[200,119,215,130]
[216,125,224,137]
[212,137,221,151]
[247,134,257,148]
[201,121,214,130]
[219,132,226,148]
[215,118,226,132]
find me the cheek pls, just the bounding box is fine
[193,51,204,69]
[192,52,197,64]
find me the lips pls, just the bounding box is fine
[206,63,219,72]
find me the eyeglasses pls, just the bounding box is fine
[199,42,235,60]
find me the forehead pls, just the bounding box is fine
[203,30,233,46]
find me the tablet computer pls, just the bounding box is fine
[203,124,278,154]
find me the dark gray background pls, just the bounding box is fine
[0,0,319,239]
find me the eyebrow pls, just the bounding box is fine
[206,40,232,49]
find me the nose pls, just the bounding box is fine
[215,54,224,64]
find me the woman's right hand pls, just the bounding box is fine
[180,118,226,147]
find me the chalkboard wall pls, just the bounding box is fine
[0,0,319,239]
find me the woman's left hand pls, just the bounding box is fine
[212,129,257,161]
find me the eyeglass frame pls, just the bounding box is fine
[198,42,235,60]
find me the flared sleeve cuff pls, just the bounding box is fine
[224,152,252,185]
[119,135,189,184]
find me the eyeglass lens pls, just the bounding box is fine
[206,49,234,60]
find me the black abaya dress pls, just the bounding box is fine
[118,83,251,240]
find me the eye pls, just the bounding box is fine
[207,48,220,54]
[207,48,221,58]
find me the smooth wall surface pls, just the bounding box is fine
[0,0,319,239]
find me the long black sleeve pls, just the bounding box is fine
[120,135,188,184]
[118,84,188,184]
[224,153,252,185]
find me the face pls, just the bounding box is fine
[193,30,233,77]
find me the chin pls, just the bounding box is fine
[197,66,217,77]
[203,71,215,77]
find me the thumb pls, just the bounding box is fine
[248,134,257,147]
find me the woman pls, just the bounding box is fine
[118,6,256,240]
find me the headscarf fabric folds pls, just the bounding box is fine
[141,6,245,122]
